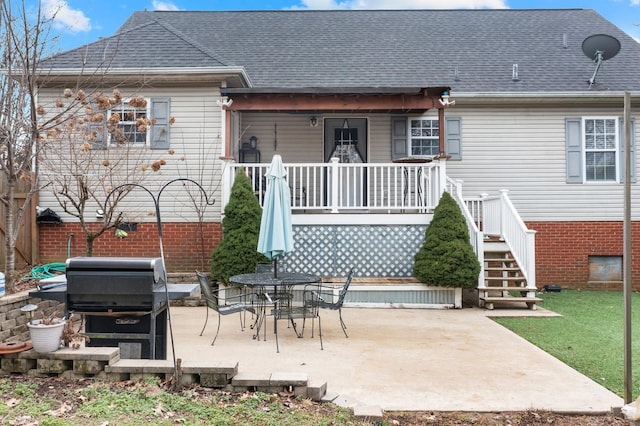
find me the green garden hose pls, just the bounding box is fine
[24,262,66,281]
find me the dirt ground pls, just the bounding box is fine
[0,375,630,425]
[386,410,629,425]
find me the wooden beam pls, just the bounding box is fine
[227,93,438,112]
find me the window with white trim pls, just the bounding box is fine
[410,118,439,156]
[584,117,618,182]
[108,98,150,146]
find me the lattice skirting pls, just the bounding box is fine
[285,224,427,278]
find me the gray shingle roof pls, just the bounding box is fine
[43,9,640,93]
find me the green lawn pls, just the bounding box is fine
[493,290,640,399]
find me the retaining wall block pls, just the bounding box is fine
[129,372,167,382]
[97,371,130,382]
[307,380,328,401]
[61,370,91,380]
[199,373,230,388]
[294,385,308,398]
[74,360,107,375]
[37,358,73,374]
[1,357,36,373]
[178,373,198,386]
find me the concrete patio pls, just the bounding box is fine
[167,304,623,413]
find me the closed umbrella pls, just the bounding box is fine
[257,154,294,278]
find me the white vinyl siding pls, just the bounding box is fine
[237,112,326,163]
[445,107,640,222]
[37,87,223,223]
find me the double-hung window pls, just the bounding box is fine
[566,116,635,184]
[108,98,149,146]
[583,117,618,182]
[410,118,439,156]
[392,116,461,160]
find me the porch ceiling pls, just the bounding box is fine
[222,87,450,113]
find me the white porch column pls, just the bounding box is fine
[437,159,448,199]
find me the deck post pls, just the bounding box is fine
[329,158,340,213]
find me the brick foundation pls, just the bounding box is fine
[38,219,639,291]
[527,221,640,291]
[38,222,222,272]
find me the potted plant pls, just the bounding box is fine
[413,191,481,307]
[27,310,66,353]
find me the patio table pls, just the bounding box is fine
[392,156,432,209]
[229,272,320,352]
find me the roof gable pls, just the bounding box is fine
[43,19,229,70]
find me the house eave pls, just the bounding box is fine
[36,66,252,87]
[456,91,640,106]
[223,86,449,95]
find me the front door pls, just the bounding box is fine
[323,118,368,207]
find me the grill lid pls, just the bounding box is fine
[65,257,165,284]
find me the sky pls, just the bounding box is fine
[29,0,640,52]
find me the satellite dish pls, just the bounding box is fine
[581,34,621,88]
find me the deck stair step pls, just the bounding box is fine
[485,266,520,272]
[479,239,541,310]
[485,276,525,281]
[483,242,510,253]
[482,286,532,292]
[480,296,543,310]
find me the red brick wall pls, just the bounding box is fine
[39,220,640,289]
[527,221,640,290]
[38,222,222,272]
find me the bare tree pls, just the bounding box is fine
[0,1,58,290]
[40,90,172,256]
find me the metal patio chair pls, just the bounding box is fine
[254,262,296,311]
[195,271,256,345]
[304,267,355,340]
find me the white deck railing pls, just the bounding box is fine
[465,189,537,290]
[224,158,447,213]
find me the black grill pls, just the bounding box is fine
[65,257,168,359]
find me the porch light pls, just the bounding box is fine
[21,304,38,322]
[439,91,456,107]
[310,116,318,127]
[249,136,258,149]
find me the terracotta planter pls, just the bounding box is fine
[28,319,65,353]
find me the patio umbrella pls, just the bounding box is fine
[257,154,294,278]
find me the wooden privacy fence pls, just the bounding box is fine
[0,175,38,269]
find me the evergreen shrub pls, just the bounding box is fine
[413,191,481,288]
[210,169,268,283]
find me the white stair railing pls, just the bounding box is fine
[478,190,536,290]
[447,178,485,289]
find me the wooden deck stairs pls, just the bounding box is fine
[479,238,542,310]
